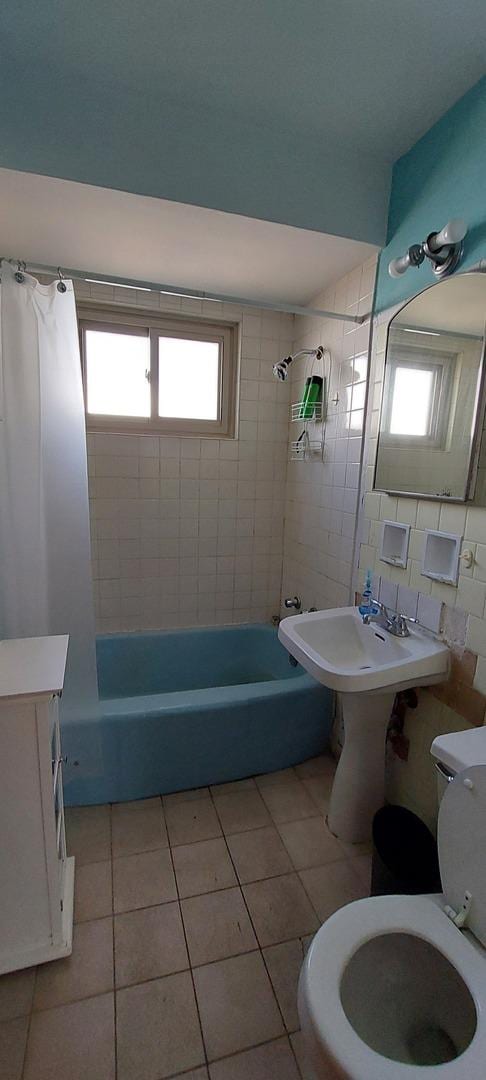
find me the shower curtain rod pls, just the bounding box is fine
[2,258,368,325]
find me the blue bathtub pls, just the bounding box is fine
[62,623,332,805]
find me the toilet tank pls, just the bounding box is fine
[431,726,486,800]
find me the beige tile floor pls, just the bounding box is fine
[0,754,371,1080]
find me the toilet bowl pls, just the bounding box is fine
[298,758,486,1079]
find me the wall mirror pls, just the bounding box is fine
[374,272,486,502]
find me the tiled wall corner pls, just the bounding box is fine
[281,255,377,615]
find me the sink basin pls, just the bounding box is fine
[278,606,449,694]
[279,606,450,843]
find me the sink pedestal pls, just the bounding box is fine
[328,691,395,844]
[279,606,449,845]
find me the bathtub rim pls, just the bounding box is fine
[99,670,317,717]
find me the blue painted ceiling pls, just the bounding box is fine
[1,1,485,244]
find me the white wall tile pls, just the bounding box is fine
[474,655,486,696]
[456,575,486,618]
[397,585,418,621]
[417,593,442,634]
[80,279,293,631]
[281,258,377,615]
[439,503,467,536]
[465,507,486,545]
[379,578,398,612]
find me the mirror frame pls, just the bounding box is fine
[373,270,486,504]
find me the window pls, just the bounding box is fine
[79,307,238,437]
[381,346,456,449]
[388,364,435,437]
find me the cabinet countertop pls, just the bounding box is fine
[0,635,69,701]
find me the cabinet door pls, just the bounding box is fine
[0,702,52,958]
[53,754,67,894]
[37,697,65,944]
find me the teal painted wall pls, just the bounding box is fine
[376,77,486,312]
[0,72,388,247]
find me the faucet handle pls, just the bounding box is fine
[389,612,417,636]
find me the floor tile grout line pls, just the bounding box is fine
[205,1033,303,1075]
[257,776,324,823]
[109,782,351,940]
[78,807,353,872]
[17,762,336,1076]
[112,843,171,859]
[161,767,312,809]
[30,985,154,1015]
[20,969,36,1079]
[26,930,321,1019]
[209,788,292,1046]
[78,834,353,890]
[210,782,274,836]
[179,898,258,969]
[115,963,190,993]
[78,867,343,953]
[166,824,210,1073]
[259,770,356,928]
[163,1033,301,1079]
[289,1032,306,1080]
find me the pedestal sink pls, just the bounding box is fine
[278,607,449,843]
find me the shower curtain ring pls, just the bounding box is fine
[14,260,26,284]
[56,267,67,293]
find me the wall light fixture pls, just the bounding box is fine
[388,219,467,280]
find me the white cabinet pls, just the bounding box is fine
[0,635,74,974]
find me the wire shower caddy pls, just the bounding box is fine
[289,349,330,461]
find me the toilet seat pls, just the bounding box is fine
[301,893,486,1079]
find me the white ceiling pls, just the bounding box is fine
[0,169,377,306]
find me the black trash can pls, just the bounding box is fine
[371,804,441,896]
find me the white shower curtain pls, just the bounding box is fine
[0,260,99,725]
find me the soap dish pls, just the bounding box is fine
[380,520,410,569]
[421,530,462,586]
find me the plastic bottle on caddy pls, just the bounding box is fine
[358,569,378,618]
[300,375,323,419]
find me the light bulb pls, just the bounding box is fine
[433,219,467,248]
[388,253,411,278]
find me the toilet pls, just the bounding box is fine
[298,727,486,1079]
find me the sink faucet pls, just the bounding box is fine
[362,598,417,638]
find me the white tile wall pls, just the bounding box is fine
[281,257,377,613]
[81,259,378,635]
[79,281,293,632]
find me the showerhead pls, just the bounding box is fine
[272,345,324,382]
[273,356,292,381]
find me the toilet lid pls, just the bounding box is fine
[438,763,486,947]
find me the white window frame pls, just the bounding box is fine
[78,304,238,438]
[380,345,456,450]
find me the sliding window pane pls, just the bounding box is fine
[158,337,219,420]
[389,366,433,436]
[85,329,150,416]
